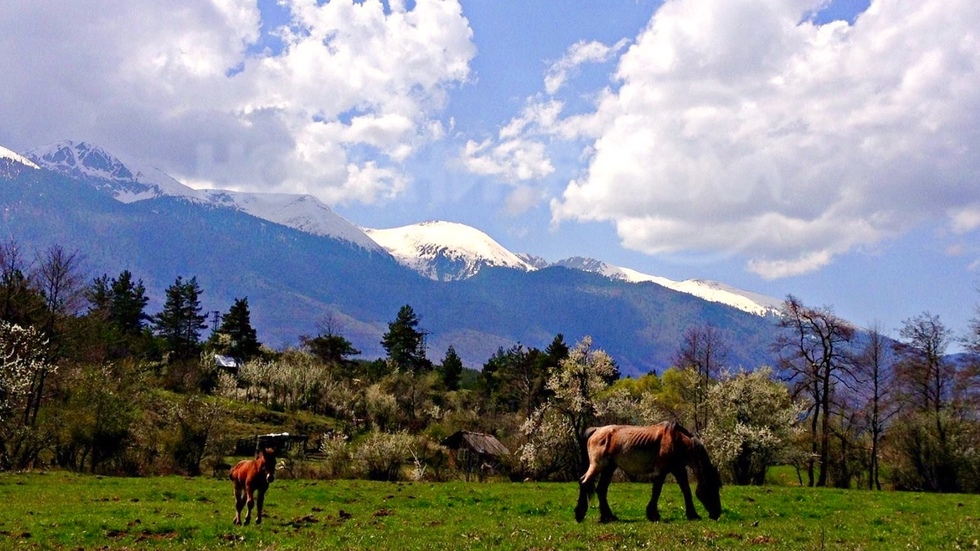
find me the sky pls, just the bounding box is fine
[1,0,978,347]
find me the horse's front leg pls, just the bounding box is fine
[596,466,618,523]
[674,468,701,520]
[646,471,668,522]
[255,487,266,525]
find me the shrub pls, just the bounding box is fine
[351,430,423,481]
[702,367,804,485]
[888,411,980,493]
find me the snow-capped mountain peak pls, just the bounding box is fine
[26,140,197,202]
[23,140,381,251]
[365,221,535,281]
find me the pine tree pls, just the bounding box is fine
[302,332,360,367]
[381,304,431,373]
[86,275,113,321]
[440,345,463,391]
[153,276,207,361]
[213,297,262,362]
[85,270,154,361]
[109,270,149,336]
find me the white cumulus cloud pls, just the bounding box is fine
[544,38,630,95]
[548,0,980,278]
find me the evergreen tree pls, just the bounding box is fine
[109,270,149,336]
[381,304,431,373]
[153,276,207,361]
[86,275,112,321]
[212,297,262,362]
[545,333,570,365]
[84,271,154,361]
[301,332,360,367]
[440,345,463,391]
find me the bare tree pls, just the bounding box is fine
[854,323,897,490]
[894,313,954,431]
[0,241,44,327]
[673,324,729,434]
[23,245,85,426]
[33,245,86,322]
[773,295,856,487]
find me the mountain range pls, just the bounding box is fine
[0,140,785,375]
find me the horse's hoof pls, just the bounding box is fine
[646,513,660,522]
[599,515,618,524]
[687,514,702,521]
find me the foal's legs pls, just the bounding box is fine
[596,465,618,523]
[243,486,256,525]
[645,471,669,521]
[233,483,246,525]
[674,467,701,520]
[255,487,266,525]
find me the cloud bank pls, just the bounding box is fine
[496,0,980,278]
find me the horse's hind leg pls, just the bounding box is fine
[674,468,701,520]
[575,479,592,522]
[646,472,668,522]
[596,466,618,523]
[233,483,245,525]
[243,487,255,525]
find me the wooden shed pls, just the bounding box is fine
[441,431,510,480]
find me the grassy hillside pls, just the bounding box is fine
[1,473,977,550]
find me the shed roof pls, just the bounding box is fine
[441,431,510,456]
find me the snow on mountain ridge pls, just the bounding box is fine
[23,140,382,252]
[200,190,384,251]
[365,221,535,281]
[0,145,40,169]
[557,257,782,316]
[27,141,199,203]
[364,224,780,316]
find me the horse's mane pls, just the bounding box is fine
[671,422,722,488]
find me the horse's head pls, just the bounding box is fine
[259,447,277,484]
[695,461,723,520]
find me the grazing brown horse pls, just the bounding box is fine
[575,422,722,523]
[230,447,277,525]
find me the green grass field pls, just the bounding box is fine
[1,472,978,550]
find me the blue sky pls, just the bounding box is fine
[1,0,977,347]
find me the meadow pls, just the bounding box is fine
[1,472,978,550]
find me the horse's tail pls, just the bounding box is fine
[578,426,599,485]
[582,426,598,458]
[575,427,599,522]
